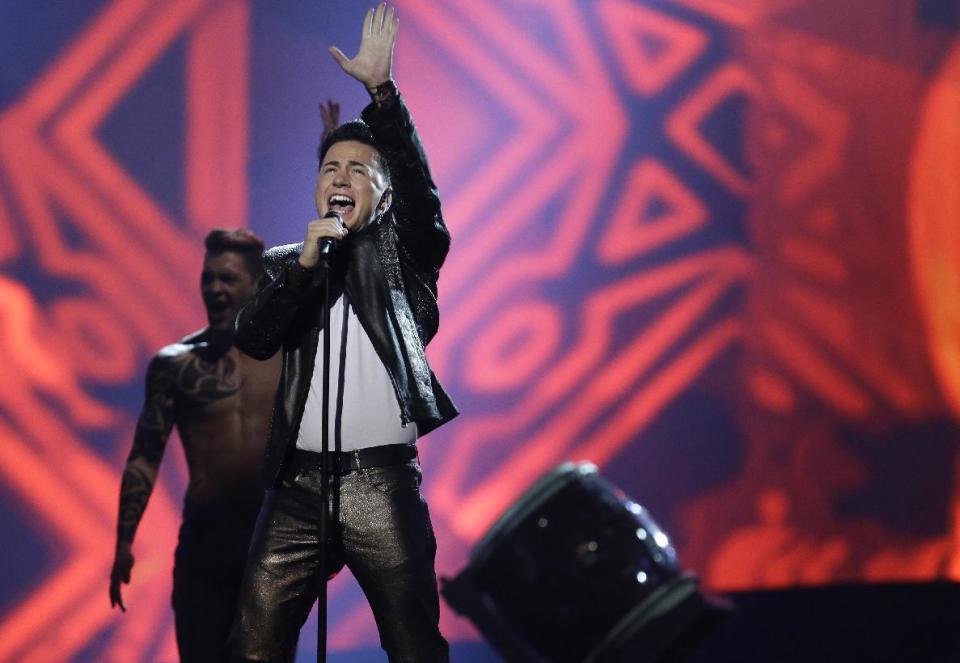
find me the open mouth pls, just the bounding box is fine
[328,193,356,217]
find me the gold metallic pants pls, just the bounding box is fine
[227,458,448,663]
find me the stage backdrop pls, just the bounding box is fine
[3,0,960,660]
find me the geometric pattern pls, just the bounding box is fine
[0,0,248,660]
[685,0,960,589]
[596,158,708,264]
[598,0,708,96]
[6,0,960,660]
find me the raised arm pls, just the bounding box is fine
[363,93,449,272]
[330,3,450,272]
[110,353,176,612]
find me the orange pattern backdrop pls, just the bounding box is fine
[3,0,960,660]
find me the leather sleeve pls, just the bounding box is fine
[361,94,451,274]
[235,256,317,360]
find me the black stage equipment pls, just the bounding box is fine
[442,462,728,663]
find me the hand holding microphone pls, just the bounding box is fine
[298,211,346,269]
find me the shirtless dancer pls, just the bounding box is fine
[109,229,282,663]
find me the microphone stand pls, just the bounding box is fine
[317,245,333,663]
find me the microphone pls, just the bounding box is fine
[317,210,343,260]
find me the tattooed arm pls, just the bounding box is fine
[110,352,176,611]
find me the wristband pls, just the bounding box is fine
[366,79,398,106]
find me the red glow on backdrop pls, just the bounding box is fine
[0,0,247,660]
[4,0,960,660]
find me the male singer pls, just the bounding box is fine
[227,4,457,661]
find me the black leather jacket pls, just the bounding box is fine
[235,94,458,486]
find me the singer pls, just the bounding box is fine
[226,4,457,662]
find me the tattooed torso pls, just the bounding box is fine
[117,329,282,542]
[174,349,243,406]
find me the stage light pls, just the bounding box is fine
[441,462,728,663]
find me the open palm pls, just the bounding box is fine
[330,3,398,88]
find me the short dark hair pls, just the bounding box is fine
[317,119,390,181]
[204,228,265,278]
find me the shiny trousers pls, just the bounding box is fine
[227,458,449,663]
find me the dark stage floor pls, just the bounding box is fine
[316,581,960,662]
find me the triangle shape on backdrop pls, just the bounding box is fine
[597,0,709,96]
[597,158,708,264]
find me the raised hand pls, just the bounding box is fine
[319,100,341,141]
[329,3,398,88]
